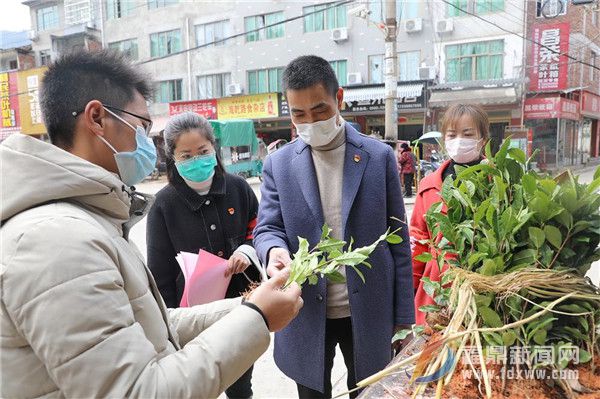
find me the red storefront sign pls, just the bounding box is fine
[524,97,580,121]
[529,22,570,92]
[0,71,20,130]
[169,99,218,119]
[582,92,600,119]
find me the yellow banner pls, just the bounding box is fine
[17,67,47,135]
[217,93,279,120]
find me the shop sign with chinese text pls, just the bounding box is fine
[529,23,570,91]
[217,93,279,120]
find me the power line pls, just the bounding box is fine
[441,0,600,72]
[136,0,355,65]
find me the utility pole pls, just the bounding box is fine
[384,0,398,141]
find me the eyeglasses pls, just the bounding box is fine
[72,104,153,136]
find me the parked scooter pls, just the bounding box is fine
[419,150,444,177]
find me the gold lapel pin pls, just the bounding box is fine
[354,154,361,163]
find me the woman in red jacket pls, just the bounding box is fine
[410,104,490,325]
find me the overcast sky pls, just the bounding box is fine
[1,1,31,32]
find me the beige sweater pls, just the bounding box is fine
[311,119,351,319]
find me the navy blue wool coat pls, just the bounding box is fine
[253,124,415,392]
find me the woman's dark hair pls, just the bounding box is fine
[162,112,225,183]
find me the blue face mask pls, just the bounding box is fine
[98,108,158,187]
[176,153,218,183]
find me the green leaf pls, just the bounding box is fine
[555,210,573,229]
[418,304,441,313]
[351,266,366,283]
[479,259,497,276]
[414,252,433,263]
[594,166,600,181]
[479,306,503,328]
[422,277,439,298]
[392,328,412,343]
[502,330,518,346]
[529,226,545,248]
[325,270,346,284]
[334,252,368,266]
[316,238,346,253]
[533,329,547,346]
[475,293,493,308]
[308,274,319,285]
[508,147,526,164]
[386,234,402,244]
[511,249,536,265]
[543,225,562,249]
[320,224,332,241]
[579,349,592,363]
[522,174,537,195]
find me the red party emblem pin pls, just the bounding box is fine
[228,208,235,215]
[354,154,361,163]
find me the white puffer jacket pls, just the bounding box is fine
[0,134,269,398]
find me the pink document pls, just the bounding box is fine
[176,250,231,307]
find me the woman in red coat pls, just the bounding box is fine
[410,104,490,325]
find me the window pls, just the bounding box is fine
[592,10,599,28]
[150,30,181,58]
[447,0,468,17]
[475,0,504,14]
[64,0,92,25]
[196,20,230,47]
[367,1,419,21]
[445,40,504,82]
[156,79,183,103]
[148,0,178,9]
[447,0,504,17]
[398,51,420,81]
[329,60,347,86]
[536,0,567,18]
[245,12,284,42]
[247,68,283,94]
[197,73,231,99]
[369,54,384,84]
[9,60,18,70]
[40,50,51,66]
[108,39,139,60]
[303,3,347,33]
[106,0,136,20]
[37,5,59,31]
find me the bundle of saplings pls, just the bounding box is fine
[358,139,600,399]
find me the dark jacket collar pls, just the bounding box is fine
[172,169,227,211]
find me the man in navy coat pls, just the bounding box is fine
[254,55,415,398]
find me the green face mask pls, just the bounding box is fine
[175,153,217,182]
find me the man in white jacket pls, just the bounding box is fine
[0,50,303,398]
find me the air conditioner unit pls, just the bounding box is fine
[435,19,454,34]
[331,27,348,42]
[28,29,38,41]
[419,66,435,80]
[404,18,423,33]
[227,83,243,96]
[347,72,362,85]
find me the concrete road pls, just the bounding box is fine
[129,164,598,398]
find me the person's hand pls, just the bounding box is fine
[267,247,292,277]
[225,252,251,277]
[392,324,414,355]
[247,268,303,332]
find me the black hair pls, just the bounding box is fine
[40,49,152,149]
[162,112,225,184]
[282,55,339,99]
[401,143,410,150]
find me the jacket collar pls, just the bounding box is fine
[417,159,453,194]
[172,169,227,211]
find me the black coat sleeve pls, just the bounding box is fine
[146,200,180,308]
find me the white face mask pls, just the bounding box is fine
[295,114,344,147]
[445,138,482,164]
